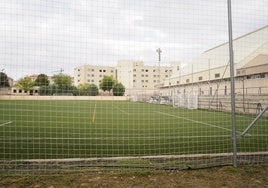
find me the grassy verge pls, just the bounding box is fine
[1,164,268,188]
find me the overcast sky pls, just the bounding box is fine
[0,0,267,80]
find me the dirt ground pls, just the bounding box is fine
[1,164,268,188]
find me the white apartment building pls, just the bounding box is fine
[116,60,174,94]
[74,61,175,95]
[74,65,116,87]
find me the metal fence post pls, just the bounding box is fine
[227,0,238,167]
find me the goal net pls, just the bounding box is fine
[173,93,198,110]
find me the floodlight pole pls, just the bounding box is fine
[227,0,237,167]
[156,48,162,97]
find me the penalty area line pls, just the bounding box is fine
[0,121,12,127]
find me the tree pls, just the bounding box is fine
[52,74,72,89]
[15,76,34,92]
[78,83,91,95]
[100,76,115,93]
[88,84,99,96]
[0,72,10,88]
[78,83,99,96]
[34,74,50,86]
[113,83,125,96]
[51,74,78,95]
[38,85,55,96]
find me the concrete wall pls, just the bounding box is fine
[198,95,268,117]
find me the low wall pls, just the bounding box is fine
[199,95,268,116]
[0,95,129,101]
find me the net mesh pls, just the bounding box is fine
[0,0,268,175]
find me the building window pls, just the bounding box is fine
[255,75,261,79]
[92,69,94,71]
[141,69,144,72]
[145,69,148,72]
[78,69,80,71]
[177,81,180,84]
[111,70,113,73]
[165,75,168,78]
[133,69,136,72]
[13,89,17,93]
[224,86,227,95]
[103,70,106,72]
[99,70,102,72]
[198,76,203,81]
[215,73,220,78]
[186,79,190,83]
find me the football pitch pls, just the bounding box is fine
[0,100,267,160]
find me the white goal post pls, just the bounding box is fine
[173,93,198,110]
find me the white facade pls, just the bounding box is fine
[74,61,177,95]
[116,60,175,94]
[166,25,268,88]
[74,65,116,87]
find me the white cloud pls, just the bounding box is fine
[0,0,267,80]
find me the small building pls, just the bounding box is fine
[11,86,39,96]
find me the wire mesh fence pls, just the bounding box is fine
[0,0,268,175]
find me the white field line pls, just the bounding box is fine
[16,151,268,163]
[157,111,247,135]
[0,121,12,127]
[112,104,130,115]
[0,135,231,140]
